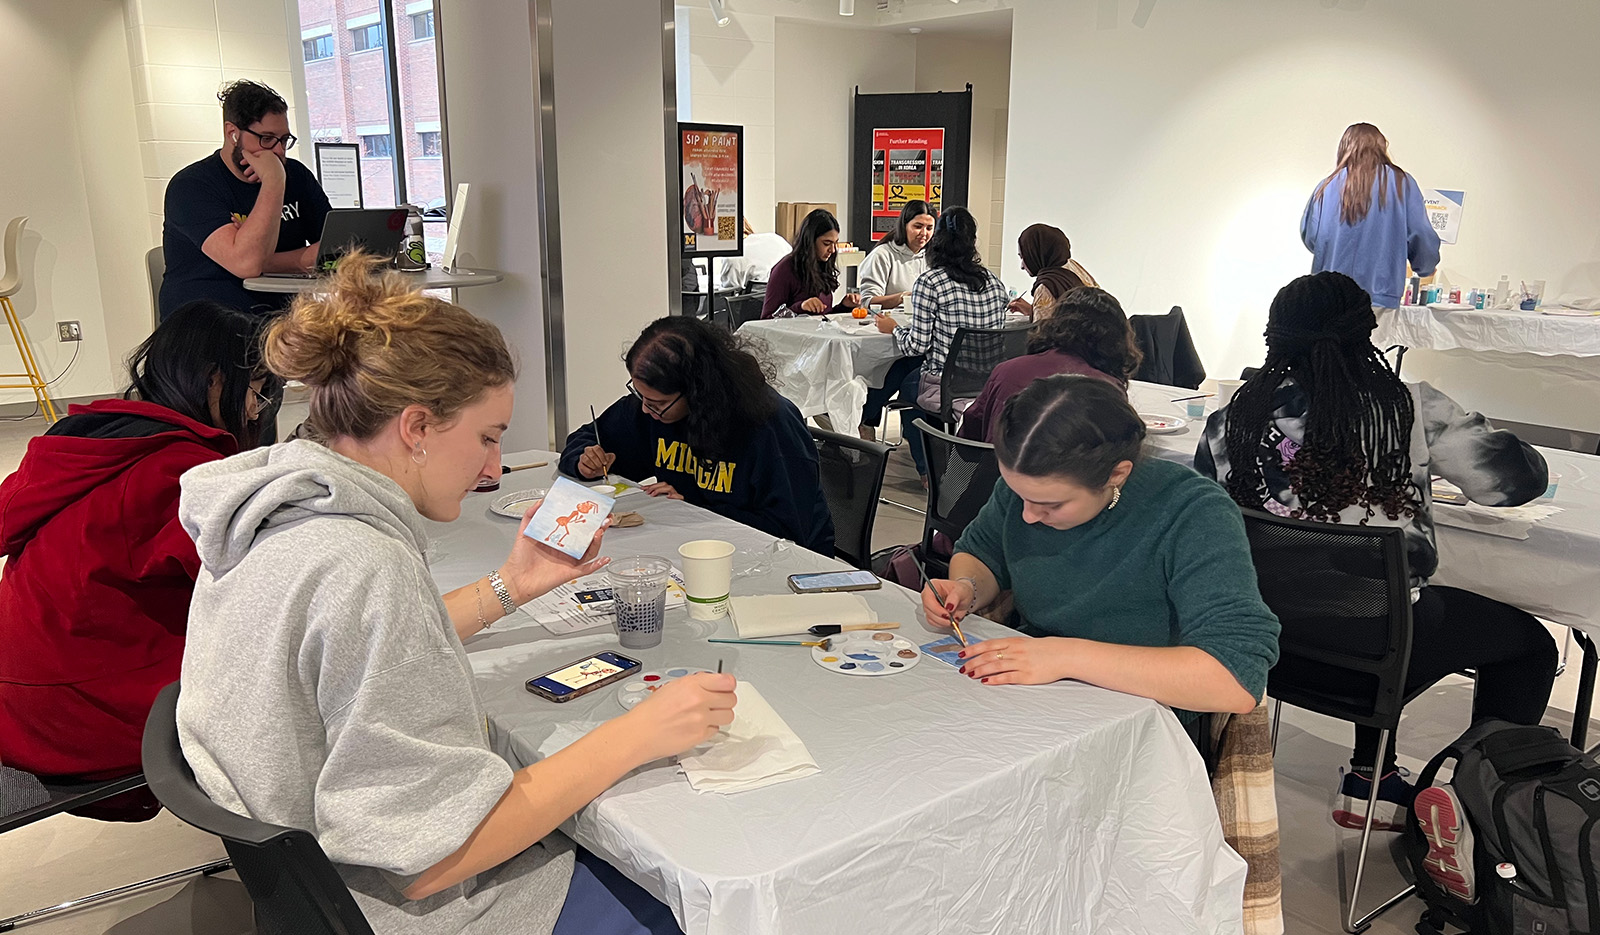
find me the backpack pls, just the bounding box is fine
[1405,718,1600,935]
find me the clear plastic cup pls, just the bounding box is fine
[610,555,671,649]
[1542,473,1561,501]
[1186,400,1207,419]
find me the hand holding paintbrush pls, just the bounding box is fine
[910,554,970,647]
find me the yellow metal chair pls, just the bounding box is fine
[0,217,59,422]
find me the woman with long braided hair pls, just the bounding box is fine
[1197,271,1556,834]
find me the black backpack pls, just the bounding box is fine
[1405,719,1600,935]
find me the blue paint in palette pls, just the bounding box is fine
[862,662,885,672]
[666,668,688,677]
[845,653,879,661]
[838,662,858,670]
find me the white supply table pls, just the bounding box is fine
[243,266,503,293]
[425,453,1248,935]
[1374,305,1600,358]
[1131,381,1600,747]
[738,313,907,435]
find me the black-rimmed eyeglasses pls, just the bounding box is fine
[239,126,298,151]
[627,379,680,418]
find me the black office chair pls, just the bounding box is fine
[810,427,891,570]
[914,420,1001,579]
[1241,509,1423,933]
[1129,306,1206,389]
[142,683,376,935]
[935,323,1032,429]
[727,290,767,329]
[0,769,230,930]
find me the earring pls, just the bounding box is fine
[1106,486,1122,511]
[411,443,427,465]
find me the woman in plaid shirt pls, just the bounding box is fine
[874,206,1009,478]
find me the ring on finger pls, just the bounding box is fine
[996,651,1004,660]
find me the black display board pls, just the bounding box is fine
[850,86,972,247]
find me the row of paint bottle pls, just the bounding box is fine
[1404,275,1515,309]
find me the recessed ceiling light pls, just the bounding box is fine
[909,26,922,33]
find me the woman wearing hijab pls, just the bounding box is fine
[1010,223,1098,320]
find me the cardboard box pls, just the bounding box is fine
[775,202,838,244]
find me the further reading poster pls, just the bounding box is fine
[680,123,744,257]
[870,128,944,241]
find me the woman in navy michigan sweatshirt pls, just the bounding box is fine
[560,316,835,556]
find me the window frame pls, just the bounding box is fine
[409,10,435,40]
[349,22,384,53]
[302,33,334,62]
[361,133,395,158]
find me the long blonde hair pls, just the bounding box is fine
[262,252,516,440]
[1313,123,1409,226]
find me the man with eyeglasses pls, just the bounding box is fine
[159,79,332,321]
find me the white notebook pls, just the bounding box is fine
[727,593,877,639]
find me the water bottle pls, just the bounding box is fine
[394,204,429,270]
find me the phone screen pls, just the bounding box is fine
[789,570,880,592]
[573,588,614,605]
[527,652,640,698]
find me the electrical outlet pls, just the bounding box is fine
[57,321,82,342]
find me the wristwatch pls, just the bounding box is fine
[487,571,516,615]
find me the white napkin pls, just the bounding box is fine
[728,593,877,638]
[679,681,819,794]
[1434,500,1564,540]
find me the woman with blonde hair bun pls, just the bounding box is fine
[176,253,727,934]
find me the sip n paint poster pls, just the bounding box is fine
[680,123,744,257]
[869,128,944,241]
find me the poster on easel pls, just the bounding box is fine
[869,128,944,241]
[314,142,363,208]
[679,123,743,257]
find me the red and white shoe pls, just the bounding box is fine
[1413,783,1477,904]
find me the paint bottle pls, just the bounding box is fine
[1403,282,1414,305]
[1495,275,1511,307]
[1450,287,1462,304]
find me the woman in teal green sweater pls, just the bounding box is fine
[923,375,1280,719]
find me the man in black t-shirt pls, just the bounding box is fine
[159,80,332,320]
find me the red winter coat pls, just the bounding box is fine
[0,399,236,780]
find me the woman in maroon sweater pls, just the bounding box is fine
[959,287,1142,442]
[761,208,860,318]
[0,301,275,818]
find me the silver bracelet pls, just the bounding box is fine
[487,571,516,616]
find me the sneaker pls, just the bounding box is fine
[1413,784,1477,903]
[1332,769,1416,832]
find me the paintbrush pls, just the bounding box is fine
[1169,393,1213,403]
[501,461,549,473]
[909,552,968,648]
[708,637,832,649]
[808,622,900,637]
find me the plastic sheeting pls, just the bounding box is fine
[1374,305,1600,358]
[426,453,1249,935]
[739,318,905,435]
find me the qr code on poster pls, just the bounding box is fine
[717,215,736,240]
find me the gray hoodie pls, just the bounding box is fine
[177,440,572,934]
[857,239,927,300]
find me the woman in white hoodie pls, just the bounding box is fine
[857,200,935,309]
[177,253,734,935]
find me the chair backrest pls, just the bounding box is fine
[939,323,1032,424]
[1128,305,1206,390]
[0,216,27,298]
[1486,416,1600,456]
[809,427,891,570]
[1239,509,1414,731]
[727,291,767,328]
[142,683,376,935]
[146,246,165,326]
[915,419,1001,578]
[0,770,146,832]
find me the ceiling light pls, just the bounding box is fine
[707,0,730,27]
[840,0,854,13]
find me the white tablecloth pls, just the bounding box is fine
[738,315,906,434]
[425,453,1247,935]
[1131,382,1600,640]
[1374,305,1600,358]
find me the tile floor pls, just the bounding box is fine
[1,417,1594,934]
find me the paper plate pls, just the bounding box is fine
[811,632,920,676]
[490,488,547,518]
[1138,413,1188,435]
[616,667,714,710]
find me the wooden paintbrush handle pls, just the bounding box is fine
[842,622,900,631]
[502,461,549,473]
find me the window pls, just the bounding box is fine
[410,11,434,40]
[361,134,394,158]
[302,34,333,62]
[350,22,384,52]
[418,131,441,157]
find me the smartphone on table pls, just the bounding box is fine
[787,570,882,594]
[526,651,642,702]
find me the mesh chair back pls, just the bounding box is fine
[938,324,1032,425]
[810,428,891,569]
[142,683,376,935]
[1240,509,1413,731]
[915,420,1000,578]
[727,291,767,329]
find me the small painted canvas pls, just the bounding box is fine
[920,638,965,668]
[524,476,616,558]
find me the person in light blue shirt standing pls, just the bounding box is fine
[1300,123,1441,309]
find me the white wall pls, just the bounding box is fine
[774,21,916,238]
[914,33,1010,270]
[684,7,776,233]
[1004,0,1600,386]
[0,1,145,407]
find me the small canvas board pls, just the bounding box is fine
[920,638,966,668]
[523,476,614,558]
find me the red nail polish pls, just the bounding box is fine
[957,666,966,674]
[981,678,989,683]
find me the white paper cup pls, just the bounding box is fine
[1216,379,1246,408]
[678,539,735,620]
[1186,400,1207,419]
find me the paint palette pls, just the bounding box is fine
[1138,412,1188,435]
[491,488,547,518]
[811,631,921,676]
[615,667,714,710]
